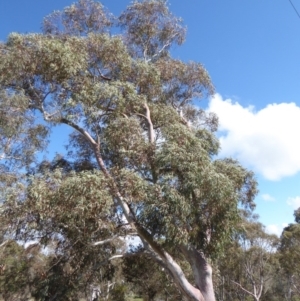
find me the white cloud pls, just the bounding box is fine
[208,94,300,180]
[261,193,275,202]
[266,223,288,237]
[287,196,300,209]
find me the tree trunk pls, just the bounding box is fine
[61,104,216,301]
[180,247,216,301]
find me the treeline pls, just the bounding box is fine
[1,208,300,301]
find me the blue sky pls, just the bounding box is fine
[1,0,300,236]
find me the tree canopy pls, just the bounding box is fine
[0,1,258,300]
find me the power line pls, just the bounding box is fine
[288,0,300,20]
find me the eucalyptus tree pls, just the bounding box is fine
[214,213,279,301]
[278,209,300,300]
[0,1,257,300]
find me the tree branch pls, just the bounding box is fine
[108,251,144,261]
[146,33,179,63]
[60,118,97,146]
[58,108,202,301]
[231,280,258,300]
[95,66,112,81]
[93,233,138,246]
[0,240,9,248]
[138,103,155,144]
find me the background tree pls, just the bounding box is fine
[277,209,300,301]
[232,222,278,301]
[0,1,258,300]
[215,214,279,301]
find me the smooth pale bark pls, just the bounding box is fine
[181,247,216,301]
[161,251,204,301]
[231,280,262,301]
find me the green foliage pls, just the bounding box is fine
[43,0,113,35]
[214,218,280,301]
[0,0,259,300]
[123,252,183,301]
[119,0,186,59]
[109,283,127,301]
[0,241,29,297]
[277,219,300,300]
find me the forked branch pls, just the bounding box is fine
[138,103,155,143]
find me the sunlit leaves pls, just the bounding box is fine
[0,90,49,173]
[18,170,113,242]
[43,0,113,35]
[0,1,259,299]
[156,59,214,106]
[0,0,257,258]
[119,0,186,60]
